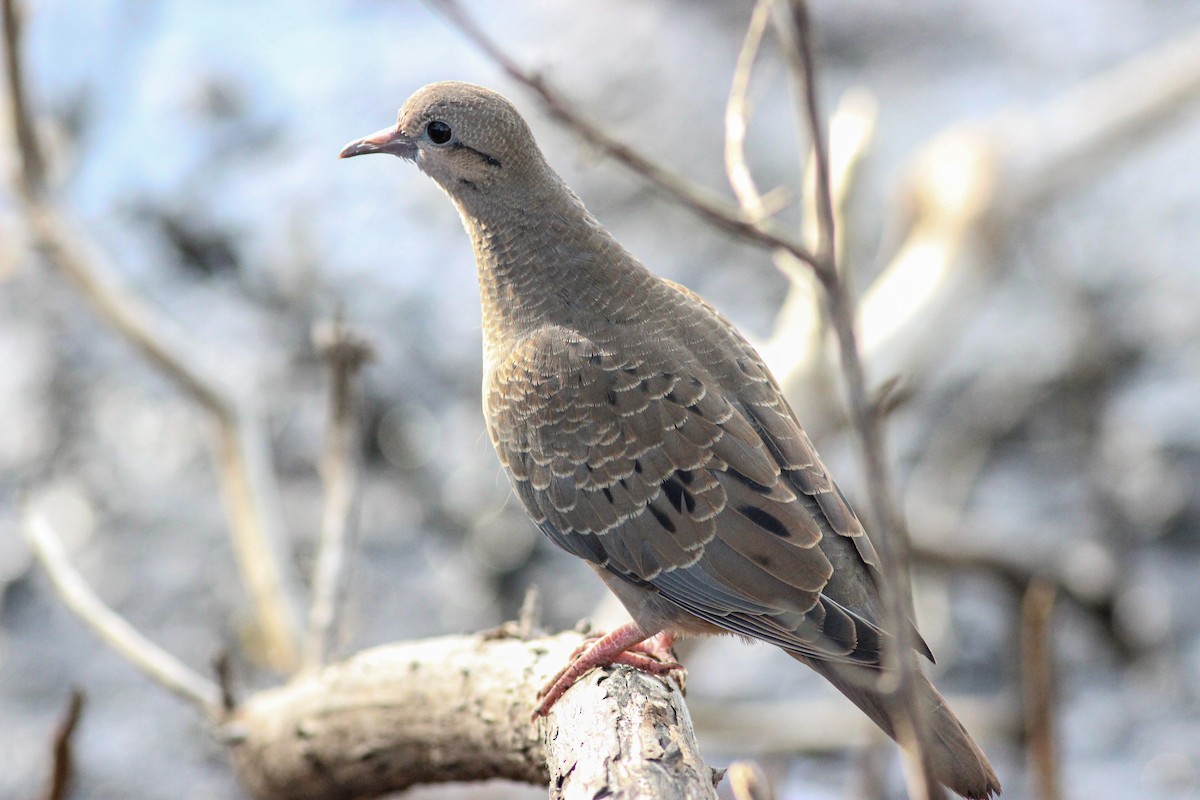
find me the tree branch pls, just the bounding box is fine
[23,514,225,719]
[1021,581,1061,800]
[426,0,822,272]
[1,0,303,671]
[227,633,717,800]
[41,689,84,800]
[302,318,375,671]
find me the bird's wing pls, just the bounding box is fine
[486,322,891,667]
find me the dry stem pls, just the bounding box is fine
[1021,580,1061,800]
[302,319,375,671]
[1,0,303,671]
[23,514,224,719]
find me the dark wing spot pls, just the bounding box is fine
[587,353,602,365]
[739,505,791,538]
[648,505,676,533]
[683,491,696,513]
[662,478,684,512]
[677,469,694,485]
[602,487,614,503]
[606,389,618,405]
[727,467,773,494]
[633,459,643,474]
[822,600,854,647]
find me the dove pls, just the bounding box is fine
[340,81,1000,799]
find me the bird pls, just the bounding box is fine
[340,81,1001,799]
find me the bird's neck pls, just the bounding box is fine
[456,183,651,366]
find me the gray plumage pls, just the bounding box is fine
[340,81,1000,799]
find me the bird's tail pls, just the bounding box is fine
[796,655,1001,799]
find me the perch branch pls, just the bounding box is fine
[1,0,303,671]
[23,514,224,719]
[227,633,717,800]
[302,318,375,671]
[25,506,715,798]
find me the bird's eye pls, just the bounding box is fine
[426,120,452,145]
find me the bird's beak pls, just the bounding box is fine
[338,125,417,160]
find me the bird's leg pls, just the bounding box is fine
[533,622,683,719]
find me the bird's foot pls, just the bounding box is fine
[532,623,683,719]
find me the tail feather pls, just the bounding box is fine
[796,655,1001,799]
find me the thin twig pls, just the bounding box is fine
[1,0,43,192]
[303,318,375,671]
[426,0,822,272]
[775,2,936,797]
[728,760,776,800]
[42,689,84,800]
[759,88,876,393]
[23,514,224,719]
[1,0,303,671]
[777,1,836,272]
[1022,580,1061,800]
[724,0,775,222]
[214,651,238,712]
[517,584,542,640]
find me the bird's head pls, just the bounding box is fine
[339,81,551,214]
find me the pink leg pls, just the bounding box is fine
[533,622,683,719]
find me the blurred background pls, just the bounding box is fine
[2,0,1200,798]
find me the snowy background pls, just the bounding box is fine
[2,0,1200,798]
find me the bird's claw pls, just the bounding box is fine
[532,628,683,720]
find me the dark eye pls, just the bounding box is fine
[426,120,452,145]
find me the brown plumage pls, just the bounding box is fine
[340,81,1001,799]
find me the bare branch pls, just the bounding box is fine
[728,761,776,800]
[776,1,835,271]
[426,0,823,272]
[759,88,876,392]
[41,689,84,800]
[1006,22,1200,197]
[1022,580,1062,800]
[775,1,936,796]
[517,583,542,640]
[23,514,224,719]
[302,318,375,671]
[1,0,303,671]
[228,633,718,800]
[1,0,44,195]
[724,0,775,222]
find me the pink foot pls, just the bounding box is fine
[533,622,683,719]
